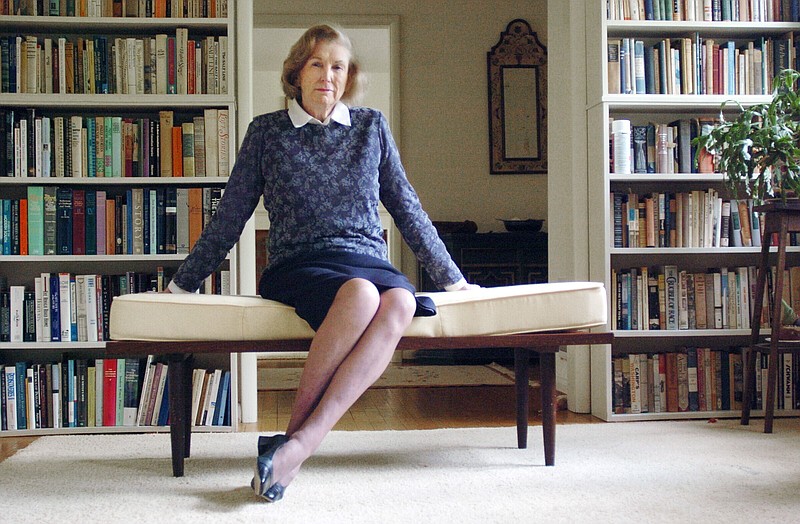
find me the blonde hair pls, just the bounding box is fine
[281,24,366,105]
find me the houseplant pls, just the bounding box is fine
[693,68,800,202]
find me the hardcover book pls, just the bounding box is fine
[27,186,44,256]
[72,189,86,255]
[55,187,72,255]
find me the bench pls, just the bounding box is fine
[107,282,611,477]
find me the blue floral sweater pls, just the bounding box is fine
[171,107,464,293]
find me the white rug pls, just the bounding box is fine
[2,419,799,522]
[257,363,517,390]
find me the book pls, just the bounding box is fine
[164,187,177,253]
[192,116,206,177]
[122,358,140,426]
[201,369,219,425]
[217,109,229,176]
[145,362,166,426]
[729,200,743,247]
[606,38,622,95]
[111,116,122,177]
[135,355,155,427]
[675,353,689,411]
[737,200,752,247]
[132,188,144,254]
[203,109,219,177]
[687,348,699,411]
[4,366,18,430]
[27,186,44,256]
[664,265,679,330]
[102,358,117,427]
[159,110,173,176]
[628,354,642,414]
[176,188,189,254]
[55,187,72,255]
[85,190,97,255]
[191,368,207,425]
[188,187,203,250]
[58,273,72,342]
[150,363,168,426]
[214,370,231,426]
[16,362,28,429]
[72,189,86,255]
[9,286,25,342]
[181,122,195,177]
[171,125,183,176]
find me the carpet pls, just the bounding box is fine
[257,363,517,390]
[2,419,799,523]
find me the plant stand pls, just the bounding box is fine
[743,201,800,432]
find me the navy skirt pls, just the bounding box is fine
[258,250,436,331]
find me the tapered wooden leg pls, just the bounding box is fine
[743,229,772,425]
[167,354,191,477]
[182,355,194,458]
[765,215,789,433]
[539,352,556,466]
[514,348,529,450]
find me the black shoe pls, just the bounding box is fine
[263,482,286,503]
[252,435,289,497]
[257,434,286,456]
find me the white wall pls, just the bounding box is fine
[547,0,592,413]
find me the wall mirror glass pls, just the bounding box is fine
[487,19,547,174]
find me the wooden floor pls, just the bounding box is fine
[242,383,597,433]
[1,363,599,463]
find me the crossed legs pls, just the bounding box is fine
[266,278,417,493]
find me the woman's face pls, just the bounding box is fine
[298,40,350,120]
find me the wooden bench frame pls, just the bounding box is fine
[107,329,612,477]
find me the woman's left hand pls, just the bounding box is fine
[449,281,481,291]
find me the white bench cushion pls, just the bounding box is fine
[109,282,606,342]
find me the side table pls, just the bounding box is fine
[742,201,800,432]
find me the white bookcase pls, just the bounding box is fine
[0,8,239,435]
[586,2,800,421]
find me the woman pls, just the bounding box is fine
[165,25,475,502]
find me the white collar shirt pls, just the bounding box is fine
[288,98,351,128]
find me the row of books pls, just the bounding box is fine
[0,270,167,342]
[1,0,229,18]
[611,191,762,249]
[0,185,223,256]
[134,357,231,429]
[613,347,799,415]
[0,267,230,342]
[0,356,231,432]
[609,117,716,175]
[607,0,800,22]
[611,265,764,331]
[607,34,797,96]
[2,31,228,95]
[2,108,230,179]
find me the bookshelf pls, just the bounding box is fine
[0,6,239,435]
[586,1,800,421]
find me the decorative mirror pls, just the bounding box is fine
[487,19,547,174]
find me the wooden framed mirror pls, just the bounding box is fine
[487,19,547,174]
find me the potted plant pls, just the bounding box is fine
[693,68,800,202]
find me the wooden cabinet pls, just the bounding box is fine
[419,232,548,291]
[414,231,547,364]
